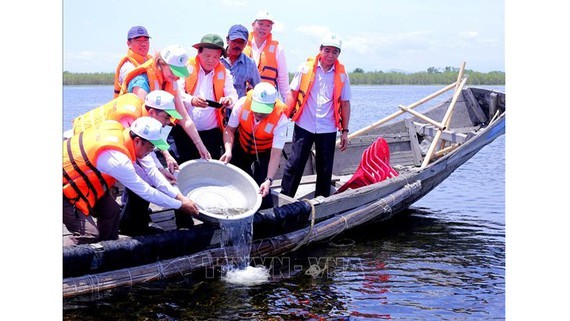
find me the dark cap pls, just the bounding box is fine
[192,34,227,57]
[227,24,249,41]
[127,26,150,40]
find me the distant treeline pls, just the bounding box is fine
[63,67,504,86]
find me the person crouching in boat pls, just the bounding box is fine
[280,32,352,198]
[220,82,289,209]
[63,117,199,246]
[119,44,211,161]
[69,90,181,183]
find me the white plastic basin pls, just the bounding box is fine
[176,159,262,224]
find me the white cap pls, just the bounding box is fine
[130,116,170,151]
[145,90,182,119]
[159,45,190,77]
[254,10,274,23]
[251,82,277,114]
[321,33,342,50]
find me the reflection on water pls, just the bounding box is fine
[64,207,504,320]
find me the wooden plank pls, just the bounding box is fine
[390,151,417,167]
[271,174,340,188]
[462,88,488,124]
[413,122,468,144]
[489,92,498,118]
[405,119,424,166]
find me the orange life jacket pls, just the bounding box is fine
[63,120,136,215]
[243,33,279,88]
[184,56,227,129]
[118,58,176,96]
[113,49,152,98]
[71,93,146,135]
[289,54,348,131]
[237,91,285,154]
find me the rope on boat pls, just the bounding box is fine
[291,199,316,251]
[328,215,350,244]
[127,268,134,287]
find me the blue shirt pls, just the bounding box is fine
[221,53,260,98]
[127,74,151,93]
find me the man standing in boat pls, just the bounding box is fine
[220,82,289,209]
[280,32,352,198]
[113,25,153,98]
[63,117,199,246]
[221,24,260,98]
[243,11,293,107]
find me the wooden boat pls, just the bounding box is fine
[63,73,505,298]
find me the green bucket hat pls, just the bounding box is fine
[193,34,227,57]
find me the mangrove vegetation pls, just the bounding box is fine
[63,66,504,86]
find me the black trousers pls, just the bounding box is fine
[230,143,274,209]
[119,188,151,236]
[119,188,193,233]
[169,125,223,164]
[280,125,337,198]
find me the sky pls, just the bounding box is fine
[3,0,570,319]
[63,0,505,74]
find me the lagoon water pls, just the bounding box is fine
[63,85,505,320]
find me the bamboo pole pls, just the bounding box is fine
[439,62,466,150]
[398,105,444,129]
[434,143,459,157]
[342,81,458,142]
[421,77,468,168]
[445,62,466,129]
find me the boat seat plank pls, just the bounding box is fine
[390,151,417,167]
[271,174,340,188]
[413,122,468,144]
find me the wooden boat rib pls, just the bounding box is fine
[63,79,506,298]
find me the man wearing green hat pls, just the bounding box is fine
[220,82,289,209]
[169,34,238,163]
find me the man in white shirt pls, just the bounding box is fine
[244,11,293,107]
[170,34,238,162]
[280,33,352,198]
[63,117,199,246]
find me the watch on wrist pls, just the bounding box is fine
[341,129,349,133]
[265,177,274,184]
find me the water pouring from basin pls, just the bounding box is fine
[176,160,268,283]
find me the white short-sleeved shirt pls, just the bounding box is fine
[177,67,238,131]
[228,96,289,149]
[289,60,351,134]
